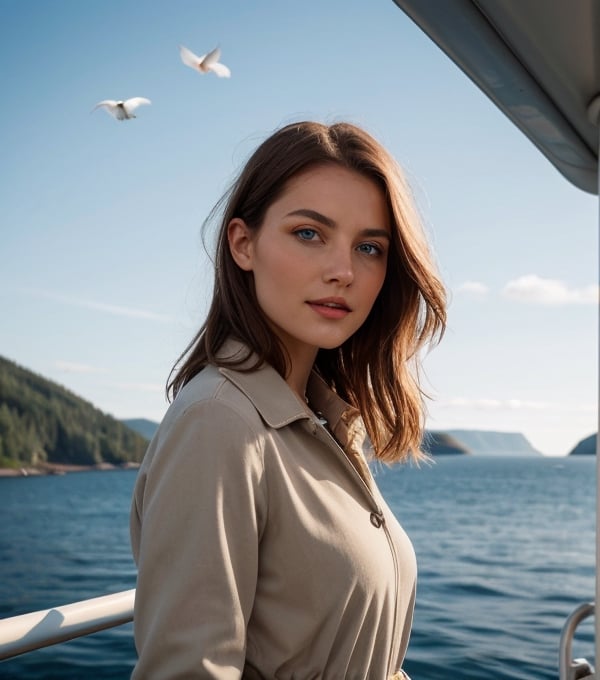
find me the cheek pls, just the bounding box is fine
[253,243,312,287]
[364,263,387,301]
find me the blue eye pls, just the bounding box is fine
[357,243,383,256]
[295,228,318,241]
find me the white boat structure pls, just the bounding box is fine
[0,2,597,678]
[392,2,598,678]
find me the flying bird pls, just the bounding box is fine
[179,45,231,78]
[92,97,151,120]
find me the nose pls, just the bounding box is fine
[322,247,354,286]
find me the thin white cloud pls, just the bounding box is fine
[455,280,489,297]
[55,360,106,374]
[441,397,548,410]
[440,397,597,412]
[109,381,164,393]
[502,274,599,305]
[23,288,174,323]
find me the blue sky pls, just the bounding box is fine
[1,0,597,456]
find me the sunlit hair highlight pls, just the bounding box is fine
[168,120,447,463]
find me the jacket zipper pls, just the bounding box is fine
[383,518,400,675]
[309,419,401,674]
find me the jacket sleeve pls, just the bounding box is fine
[130,398,267,679]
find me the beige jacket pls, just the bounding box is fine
[130,342,416,679]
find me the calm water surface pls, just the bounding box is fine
[0,457,595,679]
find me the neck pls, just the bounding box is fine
[283,346,318,402]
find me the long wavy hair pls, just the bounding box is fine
[168,121,447,463]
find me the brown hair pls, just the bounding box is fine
[168,121,446,463]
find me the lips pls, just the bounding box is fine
[307,297,351,312]
[306,298,352,320]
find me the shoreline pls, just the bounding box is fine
[0,462,140,478]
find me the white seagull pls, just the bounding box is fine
[179,45,231,78]
[92,97,151,120]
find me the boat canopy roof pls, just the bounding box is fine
[393,0,600,194]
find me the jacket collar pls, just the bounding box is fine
[217,339,307,429]
[216,339,365,452]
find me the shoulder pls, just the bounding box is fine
[135,366,269,497]
[141,365,268,474]
[131,366,270,557]
[166,364,266,434]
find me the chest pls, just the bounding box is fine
[254,420,416,605]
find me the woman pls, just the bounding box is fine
[130,120,446,679]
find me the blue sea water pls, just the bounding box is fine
[0,457,595,679]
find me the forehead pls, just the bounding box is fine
[283,163,378,195]
[268,164,390,228]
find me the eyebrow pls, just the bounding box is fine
[286,209,390,240]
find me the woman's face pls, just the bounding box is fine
[229,164,391,367]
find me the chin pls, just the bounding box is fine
[314,336,352,351]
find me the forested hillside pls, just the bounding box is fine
[0,356,148,468]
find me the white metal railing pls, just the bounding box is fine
[0,587,596,677]
[558,602,596,680]
[0,589,135,661]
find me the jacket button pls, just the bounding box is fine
[370,512,384,528]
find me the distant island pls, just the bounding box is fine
[423,429,542,456]
[124,422,543,457]
[568,433,597,455]
[2,352,590,471]
[422,431,470,455]
[0,355,149,474]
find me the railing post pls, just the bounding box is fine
[558,602,595,680]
